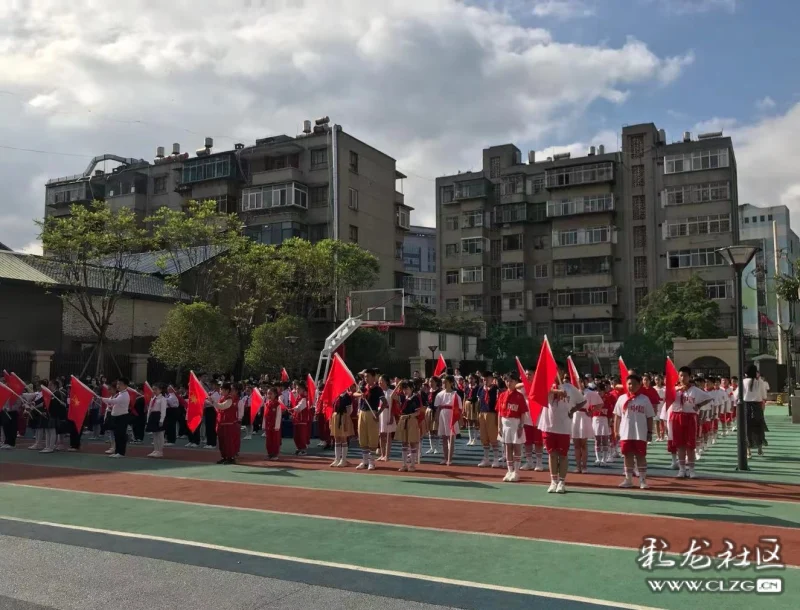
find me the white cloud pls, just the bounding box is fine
[21,240,43,255]
[0,0,694,245]
[655,0,737,14]
[531,0,596,19]
[756,96,776,111]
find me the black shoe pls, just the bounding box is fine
[226,458,236,464]
[216,458,226,464]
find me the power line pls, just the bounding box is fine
[0,143,92,159]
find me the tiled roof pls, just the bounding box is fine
[97,245,225,275]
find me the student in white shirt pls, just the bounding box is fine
[614,374,655,489]
[720,376,733,437]
[101,378,131,459]
[743,365,767,456]
[145,383,168,458]
[539,372,585,494]
[669,367,711,479]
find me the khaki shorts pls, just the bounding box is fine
[464,400,480,421]
[479,412,498,446]
[425,407,438,433]
[331,412,354,440]
[395,415,420,444]
[358,410,379,449]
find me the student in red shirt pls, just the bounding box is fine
[497,372,528,482]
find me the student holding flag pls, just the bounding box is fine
[101,378,131,458]
[433,374,462,466]
[261,386,282,460]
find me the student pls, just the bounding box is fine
[720,376,733,436]
[434,375,462,466]
[214,382,238,464]
[571,379,595,474]
[377,374,396,462]
[463,375,480,446]
[145,383,168,458]
[101,378,131,459]
[356,369,383,470]
[540,371,585,493]
[669,367,711,479]
[614,374,655,489]
[164,386,180,446]
[397,381,422,472]
[263,387,283,460]
[477,373,500,468]
[290,383,310,455]
[424,377,441,455]
[591,381,611,466]
[497,372,527,482]
[742,365,767,457]
[131,390,147,444]
[330,385,356,468]
[238,383,252,441]
[653,375,667,442]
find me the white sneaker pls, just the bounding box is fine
[104,448,115,454]
[534,461,544,472]
[367,462,376,471]
[547,481,558,493]
[109,453,122,459]
[147,451,157,457]
[355,462,367,470]
[152,452,163,458]
[670,460,679,470]
[556,480,566,494]
[503,471,512,482]
[40,448,54,454]
[520,462,531,471]
[204,445,215,449]
[509,471,520,482]
[164,442,175,446]
[639,480,649,489]
[491,459,501,468]
[677,469,686,479]
[243,436,252,441]
[28,444,41,451]
[633,469,640,478]
[425,448,435,455]
[594,459,602,466]
[477,459,489,468]
[398,465,408,472]
[688,469,698,479]
[619,478,633,488]
[0,444,12,450]
[67,448,77,452]
[408,464,416,472]
[337,460,349,468]
[329,458,339,467]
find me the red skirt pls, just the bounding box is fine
[524,424,543,447]
[293,422,309,450]
[218,423,240,459]
[266,427,281,457]
[317,412,330,443]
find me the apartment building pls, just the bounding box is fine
[402,225,437,308]
[43,120,412,295]
[436,124,739,362]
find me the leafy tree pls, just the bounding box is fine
[776,272,800,304]
[617,332,665,372]
[344,328,391,374]
[38,201,149,376]
[636,274,724,352]
[245,315,313,377]
[479,324,565,373]
[150,302,239,374]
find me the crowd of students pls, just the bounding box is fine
[0,363,772,493]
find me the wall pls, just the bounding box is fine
[672,336,740,377]
[0,283,63,351]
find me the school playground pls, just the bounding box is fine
[1,406,798,610]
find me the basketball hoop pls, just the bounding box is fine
[376,324,390,333]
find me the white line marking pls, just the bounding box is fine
[0,514,663,610]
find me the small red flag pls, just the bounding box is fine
[567,356,581,388]
[451,392,462,434]
[319,354,356,420]
[307,374,317,410]
[433,354,447,377]
[126,388,141,416]
[665,357,678,408]
[143,382,153,407]
[68,376,96,430]
[618,357,628,382]
[40,385,55,411]
[3,370,27,396]
[0,381,19,409]
[281,368,289,382]
[528,336,558,426]
[250,388,264,426]
[516,357,531,395]
[187,371,208,433]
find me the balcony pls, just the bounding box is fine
[545,161,614,189]
[396,206,411,230]
[251,166,305,186]
[552,226,615,247]
[454,178,491,200]
[241,182,308,213]
[547,194,614,218]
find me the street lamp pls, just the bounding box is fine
[717,244,760,471]
[428,344,438,376]
[778,322,794,405]
[285,335,299,378]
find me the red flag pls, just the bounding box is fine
[433,354,447,377]
[187,371,208,433]
[143,382,154,407]
[40,385,55,411]
[665,357,678,408]
[0,381,19,409]
[319,354,356,420]
[618,357,628,382]
[528,336,558,426]
[567,356,581,388]
[101,384,111,399]
[250,388,264,426]
[3,370,27,396]
[281,368,289,382]
[306,374,317,409]
[451,393,462,434]
[68,376,96,430]
[516,357,531,395]
[126,388,141,416]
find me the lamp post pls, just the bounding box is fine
[717,244,760,471]
[285,335,299,378]
[428,344,438,377]
[778,322,794,406]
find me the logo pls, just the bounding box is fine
[756,578,783,594]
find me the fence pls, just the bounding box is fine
[0,349,33,379]
[147,357,180,385]
[51,351,131,381]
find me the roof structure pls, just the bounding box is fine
[97,245,225,275]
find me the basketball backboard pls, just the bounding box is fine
[348,288,405,327]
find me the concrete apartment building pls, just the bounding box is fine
[739,203,800,357]
[44,120,412,298]
[402,225,437,308]
[436,123,739,364]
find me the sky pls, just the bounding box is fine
[1,0,799,254]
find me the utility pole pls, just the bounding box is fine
[774,220,784,364]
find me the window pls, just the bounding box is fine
[502,292,523,310]
[461,266,483,283]
[396,207,410,229]
[454,181,487,199]
[182,155,231,183]
[667,248,726,269]
[587,226,610,244]
[501,263,525,281]
[533,263,548,278]
[502,233,523,251]
[438,333,448,350]
[535,292,550,307]
[530,203,547,222]
[310,148,327,169]
[633,226,647,248]
[501,175,524,195]
[441,186,454,203]
[445,215,459,231]
[535,322,550,337]
[445,298,460,312]
[445,270,459,285]
[490,295,501,316]
[461,237,486,254]
[628,134,644,158]
[349,225,358,243]
[309,224,328,243]
[760,215,765,222]
[553,256,611,277]
[554,320,612,337]
[153,176,167,194]
[554,288,614,307]
[664,149,729,174]
[463,295,483,312]
[348,188,359,210]
[490,156,501,179]
[634,256,648,280]
[490,239,501,262]
[490,266,501,290]
[666,213,731,238]
[634,287,648,310]
[493,203,528,223]
[310,184,329,208]
[663,181,730,206]
[632,195,646,221]
[706,281,731,300]
[744,217,750,224]
[545,162,613,188]
[555,230,578,246]
[395,241,404,260]
[632,165,645,187]
[546,194,614,217]
[504,321,528,338]
[527,176,544,194]
[445,243,459,257]
[245,221,308,245]
[349,151,359,173]
[241,183,308,211]
[768,214,773,221]
[462,210,484,228]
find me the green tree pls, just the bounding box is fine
[344,328,391,374]
[637,274,724,352]
[617,332,665,372]
[479,324,565,373]
[150,302,239,373]
[245,315,313,377]
[776,271,800,304]
[38,201,149,376]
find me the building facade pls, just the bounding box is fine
[402,225,437,308]
[436,124,739,365]
[43,121,411,296]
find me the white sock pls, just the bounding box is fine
[483,447,489,461]
[595,445,601,461]
[401,449,408,465]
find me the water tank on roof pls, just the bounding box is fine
[589,146,596,156]
[204,137,213,149]
[172,143,181,155]
[528,150,535,164]
[315,116,330,126]
[683,131,691,142]
[303,120,312,134]
[658,129,666,143]
[156,146,165,158]
[598,145,605,155]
